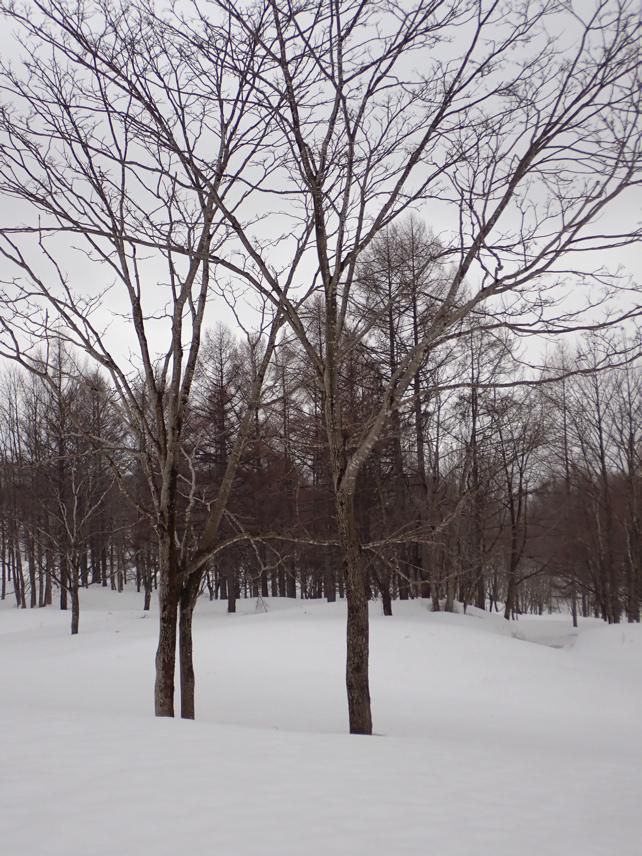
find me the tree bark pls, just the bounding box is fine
[154,535,179,717]
[179,573,200,719]
[143,577,152,611]
[381,584,393,617]
[70,576,80,635]
[227,563,237,613]
[59,551,68,610]
[336,490,372,735]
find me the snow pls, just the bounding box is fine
[1,589,641,855]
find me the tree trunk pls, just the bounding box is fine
[70,577,80,635]
[1,519,6,601]
[179,573,200,719]
[287,556,297,598]
[571,586,578,628]
[336,490,372,735]
[227,563,237,613]
[60,551,68,610]
[154,535,179,717]
[15,542,26,609]
[45,550,52,605]
[381,584,392,617]
[504,572,517,621]
[372,566,393,616]
[143,573,152,611]
[27,535,37,608]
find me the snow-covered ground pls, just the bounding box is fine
[1,589,641,856]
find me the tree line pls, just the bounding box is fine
[2,304,639,631]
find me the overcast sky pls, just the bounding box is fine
[0,4,639,372]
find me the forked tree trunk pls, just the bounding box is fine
[336,490,372,735]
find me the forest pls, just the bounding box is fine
[1,300,640,629]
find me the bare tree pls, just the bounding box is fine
[199,0,641,733]
[0,0,287,717]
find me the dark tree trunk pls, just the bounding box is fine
[1,520,6,601]
[381,584,392,616]
[155,590,178,716]
[336,490,372,735]
[372,566,393,616]
[179,574,200,719]
[277,566,286,598]
[15,543,26,609]
[154,536,179,717]
[45,550,53,605]
[101,541,108,587]
[60,551,68,610]
[38,554,45,607]
[260,550,269,598]
[431,574,440,612]
[27,535,37,608]
[287,560,297,598]
[80,549,89,588]
[227,564,237,613]
[144,575,152,611]
[504,572,517,621]
[70,578,80,635]
[324,551,336,602]
[571,587,578,628]
[470,371,486,612]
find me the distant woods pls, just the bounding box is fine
[1,313,639,628]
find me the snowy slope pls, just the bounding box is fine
[1,590,641,856]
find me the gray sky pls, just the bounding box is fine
[0,2,639,374]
